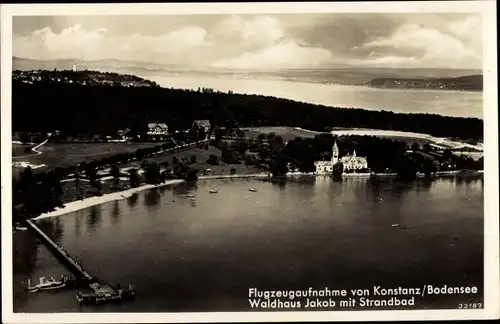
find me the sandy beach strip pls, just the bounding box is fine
[33,179,184,220]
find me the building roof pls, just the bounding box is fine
[341,155,367,163]
[148,122,168,129]
[193,120,211,127]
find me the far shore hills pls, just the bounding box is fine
[366,75,483,91]
[13,56,482,91]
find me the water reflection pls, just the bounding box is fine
[185,181,198,192]
[36,218,64,245]
[13,230,39,275]
[144,188,161,207]
[416,179,433,193]
[87,205,101,234]
[127,193,139,207]
[74,212,82,236]
[13,175,484,312]
[111,200,121,225]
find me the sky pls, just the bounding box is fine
[12,13,483,70]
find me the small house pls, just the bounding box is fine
[147,122,169,141]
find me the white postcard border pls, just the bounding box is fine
[1,2,498,323]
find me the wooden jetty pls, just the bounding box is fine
[26,219,93,282]
[25,219,135,304]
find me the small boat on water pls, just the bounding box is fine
[27,275,76,292]
[248,188,258,192]
[186,194,195,198]
[15,226,28,231]
[208,189,218,194]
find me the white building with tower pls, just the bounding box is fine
[314,141,368,175]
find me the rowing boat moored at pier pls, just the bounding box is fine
[26,275,77,292]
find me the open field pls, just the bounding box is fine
[242,126,483,149]
[242,126,433,145]
[145,146,263,176]
[12,142,158,171]
[453,152,483,161]
[242,126,319,141]
[12,143,40,157]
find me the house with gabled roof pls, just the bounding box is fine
[147,122,169,141]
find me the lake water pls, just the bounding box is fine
[140,74,483,119]
[13,175,484,312]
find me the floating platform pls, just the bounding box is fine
[77,283,136,305]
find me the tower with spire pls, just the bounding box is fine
[331,141,339,164]
[314,140,369,175]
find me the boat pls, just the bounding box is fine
[208,189,218,193]
[15,226,28,231]
[26,275,77,292]
[248,188,258,192]
[186,194,195,198]
[26,276,68,292]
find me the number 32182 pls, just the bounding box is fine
[458,303,483,309]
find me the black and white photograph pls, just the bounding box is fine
[1,1,498,323]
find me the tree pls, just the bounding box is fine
[332,162,344,180]
[221,148,241,164]
[18,167,36,214]
[410,143,420,151]
[394,154,417,180]
[270,158,288,177]
[213,128,224,147]
[476,157,484,170]
[190,155,197,164]
[206,154,219,165]
[230,168,236,175]
[20,132,31,144]
[85,164,102,196]
[47,170,64,207]
[145,162,161,184]
[421,158,437,177]
[128,168,140,188]
[185,169,198,181]
[198,127,206,141]
[110,164,121,187]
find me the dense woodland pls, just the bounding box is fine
[12,78,483,140]
[367,75,483,91]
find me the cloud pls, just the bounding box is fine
[211,15,285,48]
[12,14,483,70]
[352,16,482,69]
[211,41,333,70]
[14,23,211,64]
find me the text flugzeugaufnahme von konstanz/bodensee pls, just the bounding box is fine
[247,285,480,309]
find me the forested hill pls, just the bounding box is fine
[12,80,483,140]
[367,75,483,91]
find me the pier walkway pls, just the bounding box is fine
[26,219,94,282]
[25,219,136,304]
